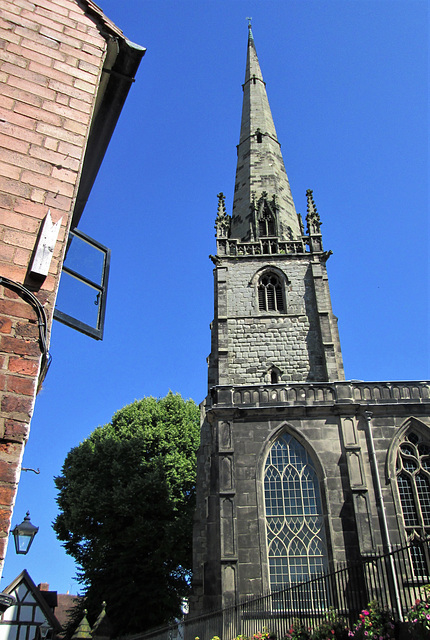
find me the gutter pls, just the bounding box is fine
[71,33,146,228]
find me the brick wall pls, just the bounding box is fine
[0,0,108,573]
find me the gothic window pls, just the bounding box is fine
[396,430,430,578]
[264,433,327,593]
[258,215,276,237]
[258,272,285,312]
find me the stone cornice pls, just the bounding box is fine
[207,380,430,413]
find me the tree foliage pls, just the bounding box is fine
[53,392,200,636]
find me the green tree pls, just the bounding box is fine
[53,392,200,636]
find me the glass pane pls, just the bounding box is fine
[56,271,100,329]
[400,443,416,457]
[419,444,430,456]
[416,474,430,526]
[64,233,105,285]
[410,543,428,578]
[398,473,419,527]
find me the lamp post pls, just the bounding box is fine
[11,512,39,555]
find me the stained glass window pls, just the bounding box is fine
[264,433,327,593]
[397,431,430,578]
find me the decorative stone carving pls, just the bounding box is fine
[305,189,322,235]
[215,192,231,238]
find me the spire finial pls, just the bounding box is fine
[246,17,254,42]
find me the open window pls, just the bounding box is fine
[54,229,110,340]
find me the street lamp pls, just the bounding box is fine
[0,593,15,613]
[39,620,51,640]
[11,512,39,555]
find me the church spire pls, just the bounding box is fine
[231,24,301,241]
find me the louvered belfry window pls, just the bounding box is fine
[397,431,430,578]
[259,216,276,237]
[258,272,285,312]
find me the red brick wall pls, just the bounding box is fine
[0,0,108,572]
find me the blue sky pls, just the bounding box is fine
[2,0,428,595]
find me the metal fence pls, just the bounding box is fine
[126,539,429,640]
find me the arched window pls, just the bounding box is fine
[258,272,285,312]
[264,433,327,592]
[396,430,430,577]
[258,215,275,237]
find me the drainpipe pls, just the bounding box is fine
[363,410,403,621]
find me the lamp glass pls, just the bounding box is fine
[12,512,38,555]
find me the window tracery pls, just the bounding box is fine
[258,272,285,312]
[264,433,327,593]
[396,430,430,577]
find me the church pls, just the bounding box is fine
[191,24,430,614]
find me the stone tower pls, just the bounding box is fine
[208,24,344,390]
[192,25,430,614]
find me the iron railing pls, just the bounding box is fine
[126,539,429,640]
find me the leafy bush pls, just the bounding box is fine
[349,601,395,639]
[283,621,311,640]
[406,584,430,639]
[311,608,349,640]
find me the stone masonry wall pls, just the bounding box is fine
[218,256,327,384]
[193,394,430,611]
[0,0,108,572]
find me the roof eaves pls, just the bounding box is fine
[71,0,146,228]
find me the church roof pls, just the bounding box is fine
[231,24,300,241]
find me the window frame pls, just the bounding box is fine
[257,270,286,313]
[53,228,110,341]
[263,432,328,596]
[396,430,430,578]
